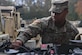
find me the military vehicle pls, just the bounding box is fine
[0,5,41,48]
[0,6,21,41]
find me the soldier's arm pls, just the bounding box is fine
[16,18,48,44]
[69,24,79,40]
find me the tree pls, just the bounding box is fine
[67,0,79,20]
[0,0,14,6]
[17,0,51,20]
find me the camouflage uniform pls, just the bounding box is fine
[17,16,79,44]
[16,0,79,44]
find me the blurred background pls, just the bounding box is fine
[0,0,82,21]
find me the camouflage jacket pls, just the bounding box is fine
[17,16,79,44]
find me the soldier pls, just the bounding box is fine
[12,0,79,49]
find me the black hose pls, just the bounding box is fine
[0,40,11,52]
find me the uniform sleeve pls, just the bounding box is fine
[16,19,48,43]
[68,24,79,40]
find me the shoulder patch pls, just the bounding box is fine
[32,19,41,25]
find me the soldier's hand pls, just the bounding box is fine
[11,40,22,49]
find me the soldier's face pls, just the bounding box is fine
[51,9,68,22]
[51,11,61,20]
